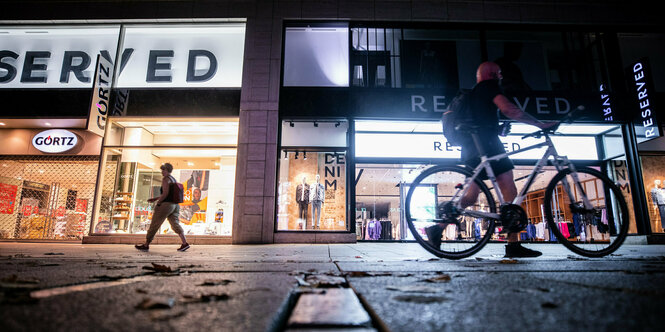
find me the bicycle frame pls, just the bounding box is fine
[454,133,595,221]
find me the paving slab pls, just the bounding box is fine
[349,270,665,331]
[288,288,371,328]
[2,272,295,332]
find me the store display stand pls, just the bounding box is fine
[111,192,133,232]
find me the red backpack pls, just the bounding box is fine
[167,176,184,203]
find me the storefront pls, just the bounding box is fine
[278,23,662,242]
[90,118,238,241]
[0,127,102,240]
[1,22,245,243]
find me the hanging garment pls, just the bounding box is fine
[573,214,582,235]
[559,223,571,238]
[535,222,545,239]
[526,223,536,240]
[311,201,322,227]
[601,209,608,225]
[473,219,482,240]
[566,222,576,237]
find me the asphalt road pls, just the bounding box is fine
[1,242,664,331]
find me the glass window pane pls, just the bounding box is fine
[640,155,665,233]
[284,26,349,87]
[94,147,236,236]
[277,151,347,231]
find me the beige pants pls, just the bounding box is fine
[146,202,183,243]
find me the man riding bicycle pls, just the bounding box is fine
[426,61,557,258]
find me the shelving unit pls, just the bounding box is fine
[111,192,133,232]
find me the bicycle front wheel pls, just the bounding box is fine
[404,165,496,259]
[544,166,629,257]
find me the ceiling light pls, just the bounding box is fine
[187,162,194,166]
[44,122,51,126]
[0,122,5,126]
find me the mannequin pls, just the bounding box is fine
[295,176,310,226]
[310,174,325,229]
[651,180,665,229]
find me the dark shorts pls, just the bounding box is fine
[461,134,514,181]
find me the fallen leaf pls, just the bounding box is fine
[427,258,439,261]
[143,263,173,273]
[346,271,393,277]
[386,285,440,293]
[136,289,149,294]
[304,274,347,288]
[499,259,519,264]
[355,256,363,259]
[422,274,451,283]
[181,293,231,303]
[43,252,64,256]
[567,255,589,261]
[136,296,176,310]
[541,302,558,309]
[199,279,234,286]
[393,295,450,303]
[475,257,485,261]
[150,310,186,321]
[91,275,124,281]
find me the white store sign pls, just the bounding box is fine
[0,24,245,88]
[32,129,79,153]
[355,133,599,161]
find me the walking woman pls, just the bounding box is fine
[135,163,190,252]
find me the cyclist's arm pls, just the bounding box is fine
[493,94,556,129]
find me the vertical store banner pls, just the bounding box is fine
[628,58,661,143]
[87,54,114,136]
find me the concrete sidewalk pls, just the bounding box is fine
[1,242,664,331]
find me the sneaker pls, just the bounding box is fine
[425,225,443,249]
[134,244,149,251]
[504,243,542,258]
[177,243,190,252]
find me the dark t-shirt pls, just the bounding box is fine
[469,79,503,132]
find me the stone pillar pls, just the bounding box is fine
[232,2,282,243]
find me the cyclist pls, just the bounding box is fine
[426,61,557,258]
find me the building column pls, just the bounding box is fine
[232,5,282,243]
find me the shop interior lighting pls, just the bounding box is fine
[0,122,5,126]
[44,122,51,126]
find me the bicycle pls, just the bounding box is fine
[404,111,629,259]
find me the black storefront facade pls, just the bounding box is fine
[277,22,665,243]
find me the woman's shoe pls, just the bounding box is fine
[177,243,190,252]
[134,244,149,251]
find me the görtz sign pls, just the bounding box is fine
[0,23,245,88]
[32,129,79,153]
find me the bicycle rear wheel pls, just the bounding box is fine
[544,166,629,257]
[404,165,496,259]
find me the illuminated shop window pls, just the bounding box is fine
[277,120,348,231]
[93,119,238,236]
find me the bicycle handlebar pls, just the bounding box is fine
[520,105,585,140]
